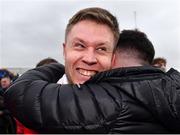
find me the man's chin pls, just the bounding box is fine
[66,73,91,84]
[73,77,91,84]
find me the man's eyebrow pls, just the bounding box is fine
[73,37,111,47]
[96,42,110,46]
[73,37,86,44]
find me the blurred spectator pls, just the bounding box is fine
[0,74,16,133]
[0,69,15,94]
[0,68,19,82]
[152,57,167,72]
[36,57,58,67]
[0,76,12,91]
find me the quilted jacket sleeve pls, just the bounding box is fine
[166,68,180,119]
[167,68,180,86]
[4,63,121,133]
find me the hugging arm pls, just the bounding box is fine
[4,63,121,133]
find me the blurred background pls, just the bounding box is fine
[0,0,180,74]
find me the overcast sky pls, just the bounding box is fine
[0,0,180,71]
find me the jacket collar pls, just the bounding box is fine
[86,66,165,83]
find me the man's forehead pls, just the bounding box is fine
[68,20,114,36]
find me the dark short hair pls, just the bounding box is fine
[117,29,155,64]
[36,57,58,67]
[65,7,120,46]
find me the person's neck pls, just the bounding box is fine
[113,57,145,69]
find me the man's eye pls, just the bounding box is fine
[74,43,85,49]
[97,47,107,52]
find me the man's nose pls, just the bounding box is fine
[82,49,97,65]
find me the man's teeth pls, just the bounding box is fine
[78,69,96,76]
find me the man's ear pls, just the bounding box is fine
[63,43,66,57]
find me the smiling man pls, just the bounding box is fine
[4,29,180,133]
[61,7,119,84]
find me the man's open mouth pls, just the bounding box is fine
[77,68,97,77]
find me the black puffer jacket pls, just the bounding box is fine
[4,63,180,133]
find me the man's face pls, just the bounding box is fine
[63,20,115,84]
[0,77,11,89]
